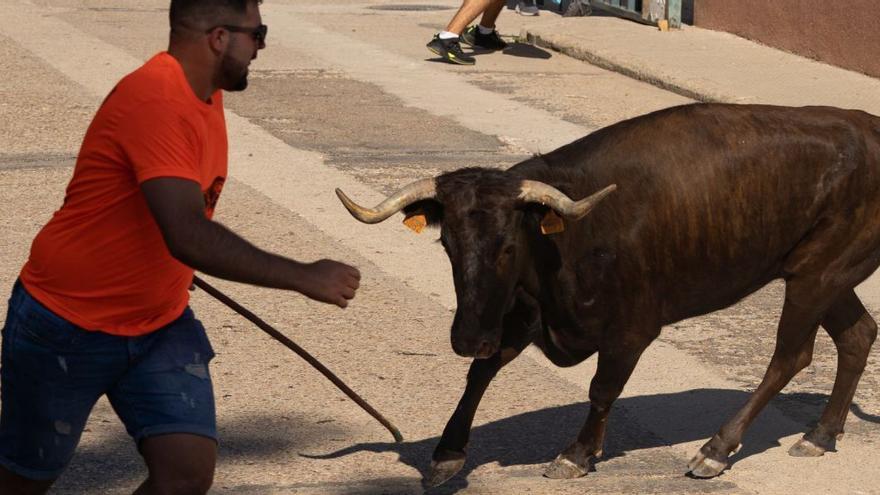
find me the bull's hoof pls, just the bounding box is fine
[788,437,826,457]
[424,452,466,487]
[687,452,727,478]
[544,454,589,479]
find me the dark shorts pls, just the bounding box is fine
[0,281,216,481]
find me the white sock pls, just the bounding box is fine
[438,31,459,40]
[478,25,495,35]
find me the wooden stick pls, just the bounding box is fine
[193,275,403,443]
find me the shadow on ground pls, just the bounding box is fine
[851,402,880,423]
[305,388,877,494]
[52,412,342,493]
[424,42,552,64]
[50,389,877,493]
[501,42,552,59]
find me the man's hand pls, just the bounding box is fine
[141,177,363,305]
[299,259,361,308]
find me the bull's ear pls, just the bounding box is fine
[403,210,428,233]
[540,210,565,235]
[403,200,442,234]
[522,204,561,235]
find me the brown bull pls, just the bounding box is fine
[337,103,880,485]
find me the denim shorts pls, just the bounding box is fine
[0,281,216,481]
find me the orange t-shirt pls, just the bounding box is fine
[20,52,228,336]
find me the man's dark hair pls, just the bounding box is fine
[169,0,261,33]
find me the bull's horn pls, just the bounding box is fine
[518,181,617,220]
[335,178,437,224]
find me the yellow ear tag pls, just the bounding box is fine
[540,210,565,235]
[403,212,428,234]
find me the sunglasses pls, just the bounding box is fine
[207,24,268,44]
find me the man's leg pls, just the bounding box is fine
[445,0,500,34]
[109,308,218,495]
[429,0,508,63]
[460,0,510,50]
[476,0,507,30]
[133,434,216,495]
[0,282,120,494]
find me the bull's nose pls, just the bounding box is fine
[452,338,498,359]
[474,340,496,359]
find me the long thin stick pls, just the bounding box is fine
[193,275,403,443]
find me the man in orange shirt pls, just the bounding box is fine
[0,1,361,493]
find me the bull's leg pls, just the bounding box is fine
[426,347,523,486]
[544,333,657,479]
[789,289,878,457]
[426,305,535,487]
[689,284,825,478]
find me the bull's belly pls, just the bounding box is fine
[658,266,782,325]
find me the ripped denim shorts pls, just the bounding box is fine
[0,281,216,480]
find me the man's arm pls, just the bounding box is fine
[141,177,360,308]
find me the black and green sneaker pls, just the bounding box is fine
[460,25,508,51]
[426,35,475,65]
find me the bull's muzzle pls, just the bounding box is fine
[451,336,498,359]
[451,311,501,359]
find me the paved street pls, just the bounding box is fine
[0,1,878,494]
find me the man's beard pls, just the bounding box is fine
[220,53,249,92]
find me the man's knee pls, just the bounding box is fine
[139,434,216,495]
[140,458,214,495]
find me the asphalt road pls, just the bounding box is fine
[0,1,878,494]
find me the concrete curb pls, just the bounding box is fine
[515,18,880,114]
[519,28,720,103]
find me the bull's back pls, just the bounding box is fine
[539,104,880,320]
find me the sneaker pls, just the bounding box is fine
[460,25,509,51]
[426,35,475,65]
[515,0,540,16]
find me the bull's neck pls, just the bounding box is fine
[524,227,612,336]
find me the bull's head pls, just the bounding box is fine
[336,168,615,359]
